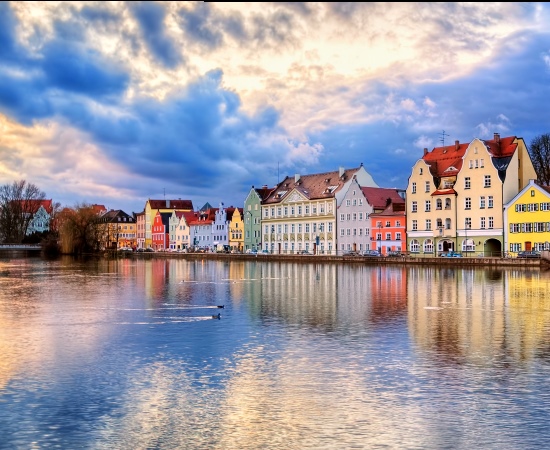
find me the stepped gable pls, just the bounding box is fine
[264,167,361,204]
[148,199,194,210]
[361,187,405,210]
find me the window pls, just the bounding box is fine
[385,221,391,227]
[480,196,485,209]
[328,223,333,232]
[488,196,494,208]
[480,217,486,229]
[385,232,391,240]
[298,206,302,215]
[484,175,491,188]
[465,217,471,229]
[396,232,401,240]
[412,201,417,213]
[510,242,522,252]
[346,199,351,206]
[340,229,345,236]
[425,181,430,192]
[396,220,401,227]
[488,217,494,229]
[425,200,431,212]
[445,198,451,209]
[340,214,345,222]
[412,182,417,194]
[436,199,442,210]
[510,223,520,233]
[305,206,310,214]
[426,219,431,230]
[465,177,471,189]
[410,239,420,252]
[424,239,433,253]
[465,197,471,209]
[412,220,418,231]
[419,168,423,175]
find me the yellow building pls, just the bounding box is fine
[504,179,550,253]
[228,207,244,251]
[406,133,536,256]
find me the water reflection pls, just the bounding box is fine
[1,255,550,448]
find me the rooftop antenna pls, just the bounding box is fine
[163,188,165,199]
[439,130,450,148]
[277,161,280,184]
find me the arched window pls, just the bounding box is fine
[424,239,433,253]
[436,199,442,210]
[445,218,451,230]
[462,239,475,252]
[410,239,420,253]
[445,198,451,209]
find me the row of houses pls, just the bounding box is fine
[23,132,550,256]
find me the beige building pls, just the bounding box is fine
[406,133,536,256]
[261,164,378,255]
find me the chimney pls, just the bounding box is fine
[295,174,300,183]
[494,133,500,144]
[339,166,345,177]
[423,148,428,156]
[166,199,169,208]
[455,140,459,151]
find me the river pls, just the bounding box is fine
[1,253,549,449]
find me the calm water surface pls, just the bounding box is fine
[1,254,550,449]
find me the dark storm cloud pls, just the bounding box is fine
[41,41,129,97]
[79,5,120,24]
[177,2,224,50]
[130,1,183,69]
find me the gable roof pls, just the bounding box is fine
[361,187,405,210]
[264,167,363,204]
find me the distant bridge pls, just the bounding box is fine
[0,244,42,251]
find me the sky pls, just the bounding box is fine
[2,2,550,214]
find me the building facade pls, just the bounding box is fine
[262,165,379,255]
[243,185,274,252]
[406,134,537,256]
[504,179,550,253]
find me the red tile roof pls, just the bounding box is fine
[422,133,519,177]
[264,167,363,204]
[361,187,405,210]
[147,199,194,210]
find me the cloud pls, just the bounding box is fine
[130,1,183,69]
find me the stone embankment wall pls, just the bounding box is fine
[130,252,544,268]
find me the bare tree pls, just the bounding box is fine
[528,134,550,185]
[57,203,104,254]
[0,180,46,243]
